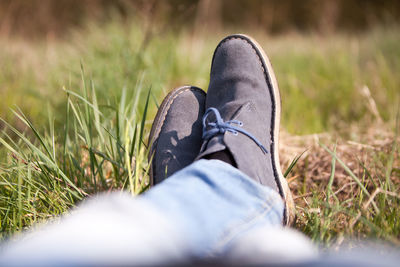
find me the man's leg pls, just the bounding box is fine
[0,35,317,266]
[143,159,284,256]
[0,159,315,265]
[0,190,187,265]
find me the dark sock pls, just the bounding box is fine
[205,149,237,167]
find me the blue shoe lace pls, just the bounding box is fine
[202,107,268,154]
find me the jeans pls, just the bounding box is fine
[0,160,398,266]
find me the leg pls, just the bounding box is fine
[1,35,317,266]
[143,159,284,257]
[0,159,294,265]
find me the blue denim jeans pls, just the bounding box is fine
[1,160,398,266]
[144,159,285,257]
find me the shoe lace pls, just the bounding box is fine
[202,107,268,154]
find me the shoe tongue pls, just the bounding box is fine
[207,135,226,150]
[197,102,253,160]
[196,135,226,160]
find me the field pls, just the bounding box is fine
[0,19,399,246]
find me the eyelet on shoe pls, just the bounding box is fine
[232,131,238,136]
[238,121,244,127]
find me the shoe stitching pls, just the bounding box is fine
[150,86,205,181]
[150,87,192,169]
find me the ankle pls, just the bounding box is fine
[205,149,237,167]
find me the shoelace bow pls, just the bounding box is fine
[202,107,268,154]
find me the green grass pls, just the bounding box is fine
[0,20,399,245]
[0,68,152,236]
[1,23,399,133]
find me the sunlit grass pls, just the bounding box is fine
[0,66,151,237]
[297,139,400,246]
[0,20,399,245]
[2,24,399,134]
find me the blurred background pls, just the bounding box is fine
[1,0,399,134]
[1,0,400,38]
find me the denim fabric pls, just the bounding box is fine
[2,159,398,266]
[142,159,284,258]
[0,159,286,265]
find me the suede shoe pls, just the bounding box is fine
[197,34,295,225]
[149,86,206,185]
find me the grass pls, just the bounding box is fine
[280,123,399,246]
[302,141,399,246]
[0,19,399,246]
[0,67,151,236]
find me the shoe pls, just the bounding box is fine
[149,86,206,185]
[197,34,295,225]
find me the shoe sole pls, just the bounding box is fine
[217,34,295,226]
[148,86,205,186]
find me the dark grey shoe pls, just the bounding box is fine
[197,34,294,225]
[148,86,206,185]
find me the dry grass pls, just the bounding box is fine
[280,121,400,245]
